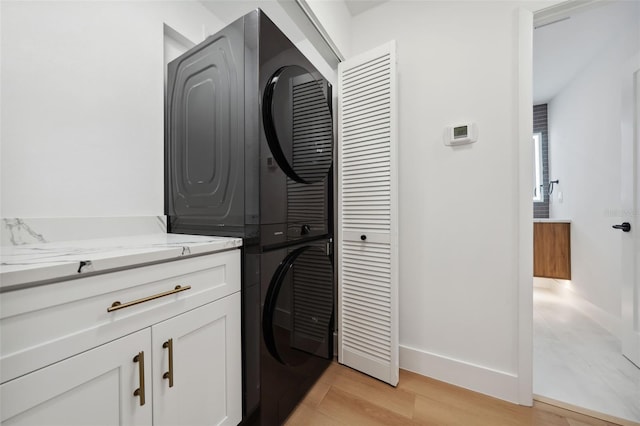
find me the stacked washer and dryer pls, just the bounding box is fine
[165,9,335,425]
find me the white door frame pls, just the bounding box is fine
[621,53,640,367]
[517,0,640,406]
[515,1,605,406]
[516,7,534,406]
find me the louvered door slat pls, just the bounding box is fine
[342,56,390,80]
[342,250,390,261]
[342,133,390,147]
[343,99,391,117]
[343,67,391,86]
[342,87,391,107]
[342,325,391,348]
[342,60,390,80]
[342,158,390,169]
[342,152,390,163]
[338,41,398,386]
[343,171,391,180]
[343,106,390,124]
[343,167,391,178]
[343,318,390,338]
[342,82,391,103]
[342,173,392,183]
[342,92,391,109]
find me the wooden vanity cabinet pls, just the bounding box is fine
[533,222,571,280]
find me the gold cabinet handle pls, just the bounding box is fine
[107,285,191,312]
[162,338,174,388]
[133,351,146,406]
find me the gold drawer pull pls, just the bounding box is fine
[162,338,174,388]
[133,351,146,406]
[107,285,191,312]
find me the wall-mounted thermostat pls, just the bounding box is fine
[444,123,478,146]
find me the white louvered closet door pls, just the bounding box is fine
[337,41,398,386]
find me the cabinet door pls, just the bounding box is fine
[152,292,241,426]
[533,222,571,279]
[1,329,151,426]
[337,41,399,386]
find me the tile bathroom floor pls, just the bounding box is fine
[534,287,640,423]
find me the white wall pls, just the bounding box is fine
[1,1,225,218]
[306,0,352,58]
[548,1,640,321]
[349,0,544,402]
[1,0,334,219]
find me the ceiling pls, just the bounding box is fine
[533,1,636,105]
[344,1,633,103]
[344,0,388,17]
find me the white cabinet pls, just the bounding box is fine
[1,329,152,426]
[152,293,241,426]
[0,250,241,426]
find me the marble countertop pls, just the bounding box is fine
[0,233,242,290]
[533,219,572,223]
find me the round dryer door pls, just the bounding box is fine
[263,245,334,366]
[262,65,333,184]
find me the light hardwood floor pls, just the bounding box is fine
[285,362,623,426]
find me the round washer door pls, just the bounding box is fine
[263,245,334,366]
[262,65,333,184]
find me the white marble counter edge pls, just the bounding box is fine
[533,219,572,223]
[0,234,242,290]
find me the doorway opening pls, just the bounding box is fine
[531,1,640,423]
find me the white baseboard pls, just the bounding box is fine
[400,345,519,404]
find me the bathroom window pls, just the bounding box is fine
[533,132,544,202]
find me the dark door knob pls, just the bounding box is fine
[612,222,631,232]
[360,235,367,241]
[301,224,311,235]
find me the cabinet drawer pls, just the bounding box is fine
[0,250,240,384]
